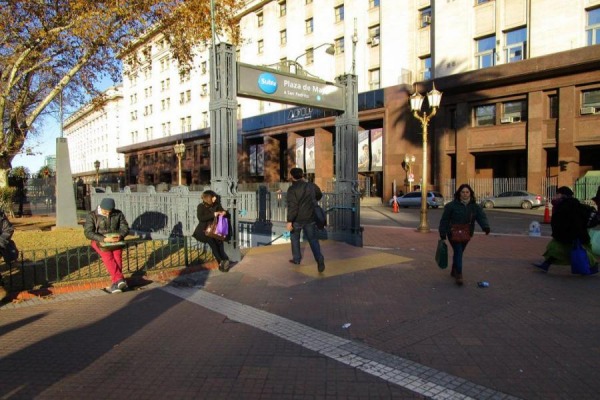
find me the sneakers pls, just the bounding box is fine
[219,259,230,272]
[317,258,325,273]
[117,279,128,291]
[455,273,463,286]
[109,283,122,294]
[289,259,300,265]
[532,261,550,272]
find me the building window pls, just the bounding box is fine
[335,37,345,54]
[368,25,380,46]
[501,100,526,123]
[306,0,313,4]
[305,48,314,64]
[505,27,527,63]
[305,18,314,34]
[369,68,380,90]
[474,104,496,126]
[280,30,287,45]
[258,39,264,54]
[257,11,263,27]
[477,0,492,4]
[201,61,207,74]
[202,112,209,128]
[334,5,344,22]
[581,89,600,114]
[201,84,208,96]
[587,8,600,45]
[420,57,431,80]
[549,95,558,119]
[420,7,432,28]
[279,1,286,17]
[369,0,380,8]
[475,36,496,69]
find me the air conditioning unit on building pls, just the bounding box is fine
[580,106,596,115]
[501,115,521,123]
[368,37,380,46]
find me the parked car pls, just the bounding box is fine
[480,190,544,209]
[388,191,445,208]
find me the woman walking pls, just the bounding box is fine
[192,190,231,272]
[533,186,598,274]
[439,184,490,285]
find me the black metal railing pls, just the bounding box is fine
[1,237,214,292]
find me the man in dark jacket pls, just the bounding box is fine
[84,198,130,293]
[286,168,325,273]
[0,209,15,300]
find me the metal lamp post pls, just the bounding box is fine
[404,154,416,192]
[94,160,100,187]
[294,43,335,64]
[173,141,186,186]
[410,83,442,233]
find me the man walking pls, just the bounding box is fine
[84,198,130,293]
[286,167,326,273]
[0,209,15,301]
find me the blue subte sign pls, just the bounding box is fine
[257,73,277,94]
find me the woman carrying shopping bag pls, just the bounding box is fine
[192,190,231,272]
[438,184,490,286]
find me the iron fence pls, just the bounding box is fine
[1,237,214,292]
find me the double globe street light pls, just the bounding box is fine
[410,83,442,233]
[173,141,186,186]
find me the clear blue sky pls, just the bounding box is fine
[11,77,115,174]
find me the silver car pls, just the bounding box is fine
[388,191,445,208]
[480,190,544,209]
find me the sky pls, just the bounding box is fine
[11,77,115,174]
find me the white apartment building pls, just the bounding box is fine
[72,0,600,192]
[63,85,124,179]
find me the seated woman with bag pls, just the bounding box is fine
[192,190,231,272]
[438,184,490,286]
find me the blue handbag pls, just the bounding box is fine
[571,239,591,275]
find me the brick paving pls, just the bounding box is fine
[1,216,599,399]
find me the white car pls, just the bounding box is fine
[388,191,445,208]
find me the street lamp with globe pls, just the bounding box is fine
[94,160,100,187]
[410,83,442,233]
[173,142,186,186]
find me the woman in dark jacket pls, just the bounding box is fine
[533,186,598,274]
[439,184,490,285]
[192,190,230,272]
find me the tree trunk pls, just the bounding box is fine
[0,167,9,188]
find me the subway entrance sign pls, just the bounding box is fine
[237,62,345,111]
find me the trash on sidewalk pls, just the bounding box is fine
[477,281,490,288]
[342,323,351,329]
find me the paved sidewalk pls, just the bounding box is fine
[1,225,599,399]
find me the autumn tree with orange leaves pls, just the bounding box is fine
[0,0,241,187]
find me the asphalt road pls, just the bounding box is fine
[360,205,551,237]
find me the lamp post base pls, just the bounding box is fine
[417,209,430,233]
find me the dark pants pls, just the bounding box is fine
[450,240,469,274]
[290,221,323,264]
[201,237,229,263]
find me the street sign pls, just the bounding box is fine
[237,62,345,111]
[408,173,414,182]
